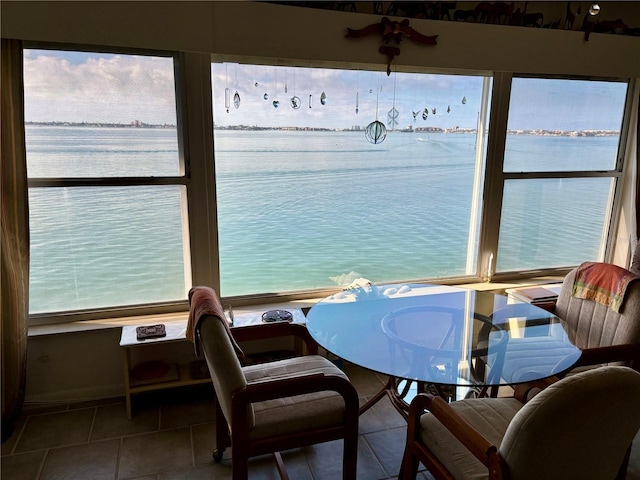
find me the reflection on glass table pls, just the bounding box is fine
[305,283,582,417]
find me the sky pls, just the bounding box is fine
[23,49,628,132]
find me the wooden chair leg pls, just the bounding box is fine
[214,397,230,461]
[273,452,290,480]
[232,451,249,480]
[343,431,359,479]
[398,446,420,480]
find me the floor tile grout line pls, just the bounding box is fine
[115,436,123,480]
[35,447,49,480]
[5,416,28,456]
[189,424,196,468]
[359,432,390,479]
[88,406,98,443]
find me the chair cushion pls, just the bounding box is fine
[242,355,349,440]
[420,398,523,480]
[499,336,582,383]
[500,366,640,480]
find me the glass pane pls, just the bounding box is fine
[497,178,612,271]
[212,63,489,297]
[28,186,187,313]
[24,50,179,177]
[504,78,627,172]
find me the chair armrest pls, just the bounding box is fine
[231,373,359,439]
[231,322,318,354]
[236,372,358,406]
[230,372,359,448]
[512,376,558,403]
[573,344,640,371]
[407,393,497,466]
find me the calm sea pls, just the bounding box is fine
[25,126,616,312]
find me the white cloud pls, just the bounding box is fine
[24,51,176,124]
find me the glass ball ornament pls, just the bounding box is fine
[588,3,600,15]
[365,120,387,144]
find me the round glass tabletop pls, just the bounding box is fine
[306,283,582,388]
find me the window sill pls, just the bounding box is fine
[27,299,322,338]
[27,277,563,338]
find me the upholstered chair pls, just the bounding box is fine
[554,265,640,370]
[399,366,640,480]
[190,287,359,480]
[490,265,640,386]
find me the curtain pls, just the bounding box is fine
[636,82,640,242]
[1,38,29,442]
[612,80,640,268]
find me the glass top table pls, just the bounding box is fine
[306,283,582,415]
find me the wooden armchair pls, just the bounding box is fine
[399,366,640,480]
[190,287,359,480]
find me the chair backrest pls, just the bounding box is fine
[499,366,640,480]
[555,266,640,349]
[198,315,253,427]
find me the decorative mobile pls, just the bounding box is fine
[462,96,467,105]
[365,80,387,144]
[263,66,269,100]
[232,64,240,110]
[225,87,231,113]
[412,111,419,121]
[447,105,451,113]
[422,108,428,120]
[309,95,313,109]
[365,121,387,144]
[431,107,436,115]
[387,71,399,129]
[255,82,259,87]
[272,67,279,108]
[290,70,300,109]
[387,107,399,128]
[346,17,438,76]
[224,63,231,113]
[320,91,327,105]
[355,92,359,114]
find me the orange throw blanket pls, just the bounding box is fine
[572,262,639,313]
[186,286,244,359]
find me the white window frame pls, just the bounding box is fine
[23,45,637,324]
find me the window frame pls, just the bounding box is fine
[22,43,637,324]
[477,72,635,281]
[25,43,198,324]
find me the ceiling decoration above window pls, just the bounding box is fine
[345,17,438,75]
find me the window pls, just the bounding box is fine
[212,64,631,298]
[23,47,633,320]
[495,77,628,272]
[212,63,491,297]
[25,49,189,315]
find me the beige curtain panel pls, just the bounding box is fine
[1,38,29,441]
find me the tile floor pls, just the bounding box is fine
[3,362,640,480]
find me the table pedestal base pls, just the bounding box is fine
[359,377,457,419]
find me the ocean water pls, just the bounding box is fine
[25,126,617,312]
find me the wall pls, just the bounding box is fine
[2,1,640,403]
[3,1,640,76]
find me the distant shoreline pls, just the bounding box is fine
[25,121,620,137]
